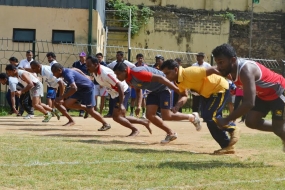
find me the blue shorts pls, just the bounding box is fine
[70,87,95,108]
[131,88,146,99]
[113,88,131,108]
[146,90,171,109]
[46,87,56,100]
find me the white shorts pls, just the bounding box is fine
[30,82,44,98]
[94,85,108,97]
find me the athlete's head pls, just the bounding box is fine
[136,53,144,64]
[116,51,124,62]
[212,44,237,77]
[46,52,56,63]
[30,60,42,74]
[26,50,33,61]
[5,64,18,77]
[86,56,99,73]
[95,53,103,63]
[160,59,179,82]
[9,57,19,66]
[0,73,8,85]
[113,62,128,82]
[51,63,64,78]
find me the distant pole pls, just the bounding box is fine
[127,8,131,61]
[249,1,254,58]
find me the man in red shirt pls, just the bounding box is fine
[212,43,285,152]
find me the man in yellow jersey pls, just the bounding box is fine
[160,59,241,154]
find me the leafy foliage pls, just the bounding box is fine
[106,0,153,36]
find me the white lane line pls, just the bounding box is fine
[0,158,175,167]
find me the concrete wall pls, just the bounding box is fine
[107,12,230,63]
[0,6,105,67]
[124,0,284,12]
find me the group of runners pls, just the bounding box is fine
[1,43,285,154]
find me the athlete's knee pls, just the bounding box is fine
[146,112,155,121]
[112,115,120,122]
[245,118,258,129]
[161,114,171,121]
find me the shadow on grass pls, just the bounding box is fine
[117,148,201,154]
[0,120,27,122]
[80,139,154,145]
[63,139,155,145]
[0,123,51,126]
[44,134,114,138]
[10,128,83,132]
[136,160,271,170]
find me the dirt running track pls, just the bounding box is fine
[0,116,271,158]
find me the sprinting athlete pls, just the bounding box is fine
[86,56,151,136]
[113,62,201,144]
[51,63,111,129]
[212,43,285,152]
[30,60,64,119]
[5,64,59,122]
[160,59,240,154]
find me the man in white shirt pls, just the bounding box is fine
[86,56,151,136]
[18,50,34,73]
[45,52,58,108]
[191,52,212,113]
[192,52,211,68]
[30,61,64,118]
[107,51,135,70]
[5,64,60,122]
[103,51,135,118]
[46,52,58,67]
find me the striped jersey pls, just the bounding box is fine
[234,59,285,100]
[126,66,168,92]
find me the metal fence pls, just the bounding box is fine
[0,39,200,67]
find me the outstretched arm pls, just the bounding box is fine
[226,69,255,121]
[151,74,180,94]
[206,67,221,76]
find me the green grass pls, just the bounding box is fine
[0,133,284,189]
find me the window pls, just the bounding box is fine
[13,29,36,42]
[52,30,74,43]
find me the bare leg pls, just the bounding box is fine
[125,116,151,134]
[245,110,273,132]
[272,119,285,141]
[59,98,80,126]
[146,105,174,135]
[32,96,48,114]
[112,108,139,136]
[47,98,52,108]
[100,96,105,114]
[161,109,191,121]
[86,106,108,125]
[94,95,98,112]
[41,103,53,112]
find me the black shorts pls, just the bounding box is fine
[146,90,171,109]
[113,88,131,109]
[252,96,285,120]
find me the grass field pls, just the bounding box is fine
[0,113,284,190]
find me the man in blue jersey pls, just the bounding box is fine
[51,63,111,129]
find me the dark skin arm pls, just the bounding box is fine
[216,64,257,128]
[135,88,143,116]
[115,81,126,114]
[206,67,221,76]
[57,80,65,97]
[15,72,34,96]
[10,91,18,114]
[151,74,181,95]
[56,83,77,103]
[172,89,188,113]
